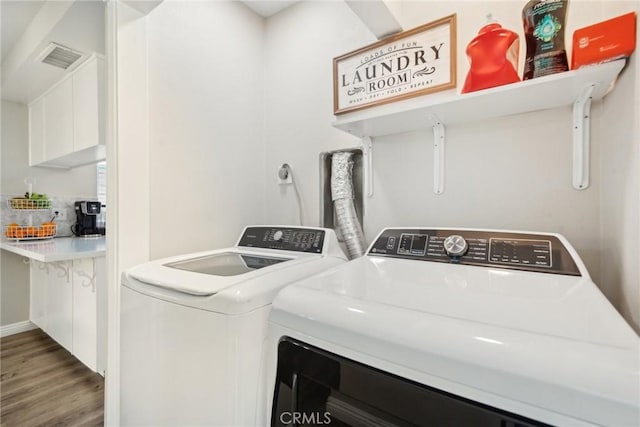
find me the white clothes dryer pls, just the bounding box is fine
[120,226,346,426]
[265,227,639,427]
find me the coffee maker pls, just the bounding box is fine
[72,201,106,237]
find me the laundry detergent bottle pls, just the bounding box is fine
[461,14,520,94]
[522,0,569,79]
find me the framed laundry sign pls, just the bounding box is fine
[333,14,457,115]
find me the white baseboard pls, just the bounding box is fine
[1,320,38,338]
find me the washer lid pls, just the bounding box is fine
[126,249,298,296]
[124,226,345,298]
[164,252,289,277]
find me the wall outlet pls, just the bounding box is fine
[278,164,293,185]
[55,210,68,221]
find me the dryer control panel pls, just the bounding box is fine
[238,227,325,254]
[368,229,581,276]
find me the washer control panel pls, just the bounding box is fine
[238,227,325,253]
[368,229,580,276]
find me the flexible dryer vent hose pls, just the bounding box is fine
[331,152,366,259]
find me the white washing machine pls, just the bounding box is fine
[264,227,640,426]
[120,225,346,426]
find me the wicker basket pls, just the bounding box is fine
[8,198,52,210]
[3,223,56,241]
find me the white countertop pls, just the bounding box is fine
[0,236,106,262]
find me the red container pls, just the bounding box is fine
[572,12,637,69]
[462,16,521,93]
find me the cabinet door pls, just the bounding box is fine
[95,257,106,375]
[29,97,46,165]
[44,78,74,160]
[73,57,104,151]
[46,262,73,352]
[29,262,48,331]
[72,258,97,371]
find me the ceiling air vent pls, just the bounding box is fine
[37,43,84,70]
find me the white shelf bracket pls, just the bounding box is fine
[73,259,97,292]
[53,261,70,282]
[432,119,446,195]
[362,136,374,197]
[572,83,597,190]
[36,260,50,274]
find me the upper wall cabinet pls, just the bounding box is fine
[44,78,74,160]
[29,97,46,165]
[29,54,106,169]
[73,58,104,153]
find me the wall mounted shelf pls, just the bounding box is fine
[333,59,626,194]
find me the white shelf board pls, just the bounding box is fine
[0,236,106,262]
[333,59,626,138]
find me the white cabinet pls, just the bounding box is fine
[72,259,97,370]
[28,97,46,165]
[29,263,48,331]
[29,257,105,374]
[28,54,105,168]
[45,262,73,352]
[43,78,74,161]
[73,57,105,152]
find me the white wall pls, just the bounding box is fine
[597,1,640,331]
[0,99,97,327]
[115,3,150,272]
[262,1,640,332]
[109,3,150,423]
[146,1,267,259]
[264,1,373,227]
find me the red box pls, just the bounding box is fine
[571,12,637,69]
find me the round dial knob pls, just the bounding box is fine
[443,235,468,257]
[273,230,284,241]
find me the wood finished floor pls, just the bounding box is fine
[0,329,104,426]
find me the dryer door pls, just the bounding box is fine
[271,337,549,427]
